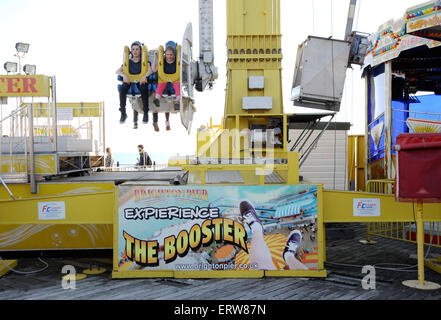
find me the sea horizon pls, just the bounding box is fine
[113,152,174,165]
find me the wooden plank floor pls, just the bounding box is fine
[1,224,440,300]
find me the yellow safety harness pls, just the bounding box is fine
[123,45,149,83]
[157,44,181,84]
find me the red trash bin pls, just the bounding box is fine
[395,133,441,202]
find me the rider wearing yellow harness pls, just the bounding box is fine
[151,41,181,131]
[116,41,155,129]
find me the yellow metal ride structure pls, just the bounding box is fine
[1,0,441,290]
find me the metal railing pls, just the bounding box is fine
[365,179,441,248]
[366,179,395,194]
[95,163,170,172]
[0,104,33,183]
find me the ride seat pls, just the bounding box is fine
[117,81,140,96]
[117,75,158,96]
[162,82,176,97]
[148,73,158,96]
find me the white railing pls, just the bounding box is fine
[95,163,170,172]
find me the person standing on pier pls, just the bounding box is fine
[137,144,152,168]
[105,147,114,168]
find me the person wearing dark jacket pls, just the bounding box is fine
[137,144,152,167]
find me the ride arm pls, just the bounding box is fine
[194,0,218,92]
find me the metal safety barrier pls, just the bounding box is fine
[365,179,441,248]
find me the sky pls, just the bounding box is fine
[0,0,422,160]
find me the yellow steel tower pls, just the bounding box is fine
[196,0,295,171]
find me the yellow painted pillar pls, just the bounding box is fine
[287,152,299,185]
[322,225,327,263]
[258,168,265,185]
[416,202,425,286]
[402,201,440,290]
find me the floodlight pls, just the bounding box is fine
[4,62,18,73]
[15,42,30,53]
[23,64,36,75]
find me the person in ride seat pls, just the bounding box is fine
[116,41,156,129]
[152,41,181,131]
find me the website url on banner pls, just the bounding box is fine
[175,263,258,271]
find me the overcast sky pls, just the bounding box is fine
[0,0,421,159]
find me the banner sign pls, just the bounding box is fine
[116,185,321,276]
[363,16,441,69]
[0,75,50,97]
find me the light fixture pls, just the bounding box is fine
[4,62,18,73]
[23,64,36,75]
[15,42,30,54]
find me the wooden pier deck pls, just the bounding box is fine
[1,224,440,300]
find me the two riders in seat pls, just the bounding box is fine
[116,40,180,132]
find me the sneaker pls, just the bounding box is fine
[283,230,302,262]
[239,200,263,230]
[153,98,160,107]
[153,122,159,132]
[119,112,127,124]
[133,122,138,130]
[165,121,171,131]
[143,113,149,124]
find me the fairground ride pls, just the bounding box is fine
[0,0,440,290]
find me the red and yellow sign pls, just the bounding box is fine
[0,75,50,97]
